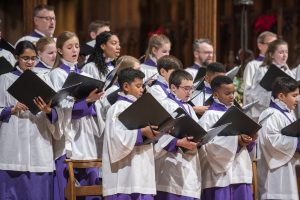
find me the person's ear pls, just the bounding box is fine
[170,84,177,92]
[57,48,63,55]
[100,44,105,51]
[151,47,158,57]
[160,68,167,76]
[277,93,285,101]
[123,82,130,93]
[90,32,96,40]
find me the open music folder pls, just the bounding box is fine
[281,119,300,137]
[118,93,228,144]
[7,70,79,114]
[259,64,295,91]
[212,105,262,136]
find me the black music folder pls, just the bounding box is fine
[79,42,94,56]
[194,67,206,83]
[7,70,78,114]
[62,72,105,100]
[259,64,294,91]
[106,89,120,105]
[118,93,228,144]
[0,38,15,55]
[212,105,262,136]
[0,57,13,75]
[226,66,241,80]
[281,119,300,137]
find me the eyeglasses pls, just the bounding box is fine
[198,51,214,55]
[36,16,56,21]
[20,56,38,62]
[178,86,194,93]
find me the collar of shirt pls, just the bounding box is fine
[117,92,137,103]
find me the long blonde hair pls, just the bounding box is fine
[145,34,171,60]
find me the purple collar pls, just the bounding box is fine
[30,31,43,38]
[269,101,293,123]
[205,86,213,94]
[35,61,48,69]
[143,59,156,67]
[117,95,134,103]
[154,80,170,96]
[59,63,81,74]
[167,93,192,116]
[190,63,201,69]
[208,100,228,112]
[11,68,23,76]
[256,55,264,62]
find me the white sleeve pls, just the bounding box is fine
[199,111,238,173]
[105,103,140,163]
[243,61,256,105]
[81,62,101,80]
[258,110,297,169]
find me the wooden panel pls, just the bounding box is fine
[194,0,217,59]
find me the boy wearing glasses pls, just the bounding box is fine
[148,55,182,102]
[154,69,201,200]
[15,4,56,46]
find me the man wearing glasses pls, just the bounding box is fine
[15,4,56,46]
[186,38,214,80]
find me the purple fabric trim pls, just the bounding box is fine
[201,184,252,200]
[11,68,22,76]
[117,95,134,103]
[208,101,228,112]
[72,99,96,119]
[0,170,53,200]
[59,63,81,74]
[246,141,256,152]
[167,93,192,116]
[255,55,264,62]
[143,59,156,67]
[35,61,48,69]
[135,129,144,146]
[296,138,300,153]
[269,101,293,123]
[53,154,68,200]
[0,106,12,122]
[30,31,43,38]
[46,107,58,124]
[154,80,170,96]
[106,193,154,200]
[163,138,178,152]
[155,191,199,200]
[204,86,213,95]
[190,63,201,70]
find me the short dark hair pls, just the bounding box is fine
[211,75,233,92]
[169,69,193,88]
[33,4,55,17]
[272,77,299,98]
[15,40,37,56]
[206,62,226,74]
[118,68,145,90]
[88,20,110,33]
[157,55,183,75]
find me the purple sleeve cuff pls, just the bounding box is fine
[163,138,178,152]
[46,108,58,124]
[296,137,300,153]
[0,107,12,122]
[72,99,96,119]
[246,141,256,152]
[135,129,144,146]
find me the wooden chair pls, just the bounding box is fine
[252,160,258,200]
[295,165,300,199]
[64,159,102,200]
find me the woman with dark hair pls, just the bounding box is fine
[82,31,121,81]
[0,40,55,199]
